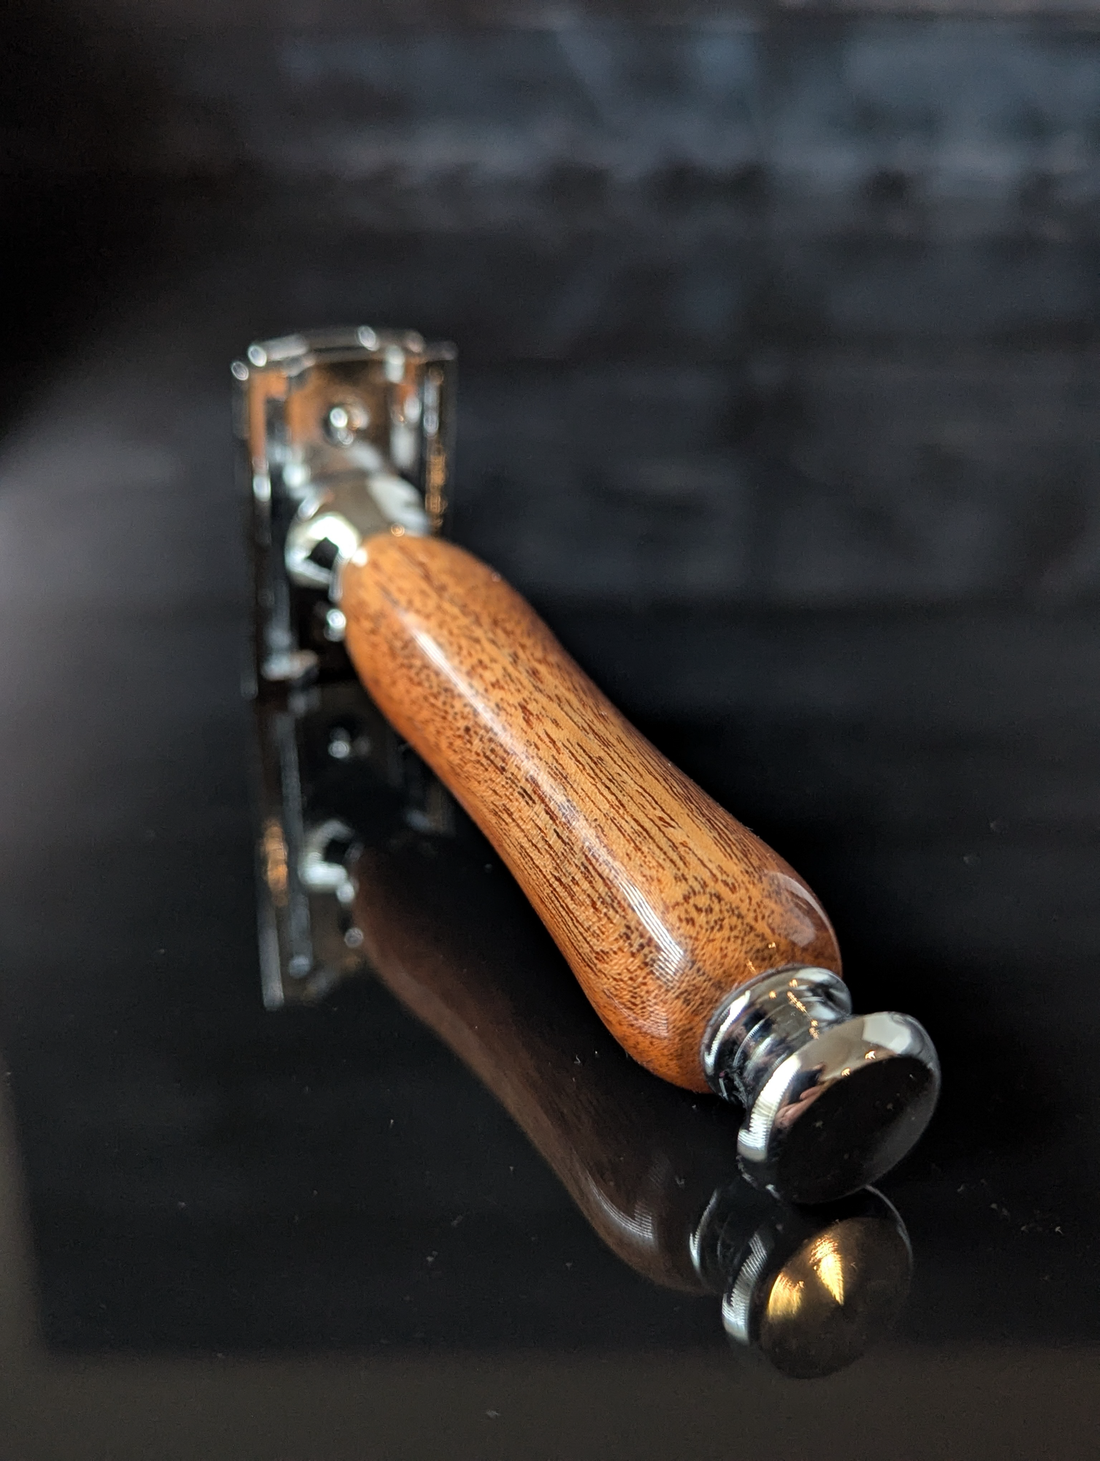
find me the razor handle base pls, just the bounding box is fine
[341,533,840,1092]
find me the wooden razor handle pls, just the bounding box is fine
[342,533,840,1093]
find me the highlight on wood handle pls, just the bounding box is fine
[341,532,840,1092]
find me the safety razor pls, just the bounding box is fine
[237,326,940,1205]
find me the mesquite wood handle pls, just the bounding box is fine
[342,533,841,1091]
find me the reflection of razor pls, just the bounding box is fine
[238,327,939,1205]
[355,830,912,1379]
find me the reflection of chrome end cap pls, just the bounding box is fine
[704,969,940,1205]
[721,1189,912,1379]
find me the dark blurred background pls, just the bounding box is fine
[1,1,1099,1455]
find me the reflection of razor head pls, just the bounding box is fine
[239,327,457,1007]
[253,685,454,1009]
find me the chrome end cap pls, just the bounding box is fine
[738,1010,940,1205]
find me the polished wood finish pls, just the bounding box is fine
[342,533,840,1091]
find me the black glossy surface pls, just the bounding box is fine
[3,8,1100,1457]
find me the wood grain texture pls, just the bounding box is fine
[342,532,841,1091]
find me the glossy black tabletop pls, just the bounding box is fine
[3,8,1100,1457]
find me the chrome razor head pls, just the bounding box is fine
[236,327,457,1007]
